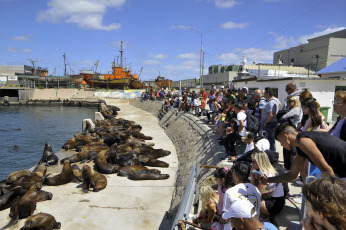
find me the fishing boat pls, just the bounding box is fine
[84,41,144,89]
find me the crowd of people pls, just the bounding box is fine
[141,84,346,230]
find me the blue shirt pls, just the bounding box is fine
[262,222,279,230]
[208,94,216,112]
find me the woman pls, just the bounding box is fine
[301,174,346,230]
[279,96,302,170]
[251,151,285,218]
[211,168,229,229]
[197,88,208,116]
[279,96,302,128]
[193,186,219,229]
[297,98,326,132]
[328,90,346,141]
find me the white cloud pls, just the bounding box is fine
[36,0,125,31]
[171,25,187,30]
[221,21,249,29]
[149,53,166,59]
[176,53,199,59]
[165,60,199,71]
[217,47,274,64]
[143,60,160,65]
[12,34,33,42]
[297,27,346,44]
[214,0,238,9]
[7,47,18,53]
[21,48,32,53]
[315,24,337,29]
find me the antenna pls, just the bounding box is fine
[94,60,99,74]
[27,58,38,69]
[119,41,124,67]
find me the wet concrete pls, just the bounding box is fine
[0,98,178,230]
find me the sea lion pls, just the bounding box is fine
[43,160,76,186]
[137,146,171,159]
[117,165,161,177]
[82,164,107,192]
[115,152,140,167]
[20,213,61,230]
[62,137,77,150]
[2,182,44,229]
[6,170,32,184]
[128,170,170,180]
[39,142,58,166]
[95,150,120,174]
[60,146,90,164]
[0,186,24,211]
[140,158,169,168]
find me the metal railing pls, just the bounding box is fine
[171,163,201,230]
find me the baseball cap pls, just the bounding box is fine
[241,131,254,140]
[255,139,270,151]
[241,87,249,93]
[222,199,255,219]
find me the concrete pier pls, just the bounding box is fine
[0,99,178,230]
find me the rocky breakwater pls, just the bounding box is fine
[130,98,223,225]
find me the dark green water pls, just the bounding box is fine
[0,105,97,180]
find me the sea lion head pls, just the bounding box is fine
[33,164,47,178]
[82,164,95,177]
[44,142,53,152]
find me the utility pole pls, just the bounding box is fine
[63,53,67,76]
[185,27,213,89]
[315,54,320,72]
[120,41,124,67]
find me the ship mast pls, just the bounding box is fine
[119,41,124,67]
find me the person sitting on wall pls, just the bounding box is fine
[259,122,346,186]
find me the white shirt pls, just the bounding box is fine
[244,142,255,154]
[222,183,261,230]
[260,172,284,198]
[237,111,247,137]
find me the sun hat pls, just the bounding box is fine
[255,138,270,151]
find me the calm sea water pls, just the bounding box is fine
[0,105,97,180]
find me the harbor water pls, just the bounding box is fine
[0,105,97,180]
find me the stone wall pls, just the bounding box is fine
[130,99,223,224]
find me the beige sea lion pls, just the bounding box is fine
[82,164,107,192]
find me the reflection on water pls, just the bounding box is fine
[0,106,97,179]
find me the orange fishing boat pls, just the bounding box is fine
[84,41,143,89]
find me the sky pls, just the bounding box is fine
[1,0,345,81]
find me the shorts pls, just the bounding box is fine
[265,196,285,216]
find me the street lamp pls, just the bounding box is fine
[186,26,213,89]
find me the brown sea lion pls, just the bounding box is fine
[0,186,24,211]
[6,170,32,184]
[95,150,120,174]
[20,213,61,230]
[82,164,107,192]
[62,137,76,150]
[2,182,44,229]
[137,146,171,159]
[60,146,90,164]
[38,142,58,166]
[128,170,170,180]
[117,165,161,177]
[140,158,169,168]
[43,160,76,186]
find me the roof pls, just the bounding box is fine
[317,57,346,74]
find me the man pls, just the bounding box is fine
[253,89,266,121]
[222,199,278,230]
[222,102,247,156]
[260,122,346,185]
[222,162,262,230]
[260,88,281,151]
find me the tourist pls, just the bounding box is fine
[296,98,328,132]
[259,122,346,186]
[221,102,247,156]
[260,88,281,151]
[206,89,216,122]
[193,185,219,229]
[253,89,266,121]
[282,82,300,111]
[221,162,261,230]
[301,174,346,230]
[197,88,208,116]
[328,90,346,141]
[230,131,255,162]
[222,199,278,230]
[278,95,302,170]
[212,168,229,227]
[251,152,285,218]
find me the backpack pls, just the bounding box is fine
[246,112,260,133]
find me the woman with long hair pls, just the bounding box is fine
[193,186,219,229]
[251,151,285,218]
[301,174,346,230]
[297,97,327,131]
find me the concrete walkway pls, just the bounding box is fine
[0,99,178,230]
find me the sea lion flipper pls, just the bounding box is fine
[2,205,19,229]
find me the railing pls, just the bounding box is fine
[171,163,201,230]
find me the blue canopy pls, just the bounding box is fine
[317,57,346,74]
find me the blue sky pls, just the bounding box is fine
[1,0,345,81]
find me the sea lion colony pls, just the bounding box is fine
[0,104,171,229]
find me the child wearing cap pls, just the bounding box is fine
[222,199,278,230]
[230,132,255,162]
